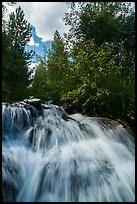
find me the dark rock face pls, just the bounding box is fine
[23,98,44,118]
[62,103,75,114]
[95,117,134,138]
[95,117,123,130]
[23,98,41,107]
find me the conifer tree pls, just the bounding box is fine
[2,6,34,101]
[46,30,69,102]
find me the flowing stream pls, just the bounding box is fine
[2,101,135,202]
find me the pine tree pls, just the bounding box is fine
[46,30,69,102]
[2,6,34,101]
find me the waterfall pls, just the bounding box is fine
[2,100,135,202]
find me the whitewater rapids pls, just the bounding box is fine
[2,101,135,202]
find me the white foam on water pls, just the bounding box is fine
[2,103,135,202]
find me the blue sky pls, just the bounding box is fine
[4,2,135,69]
[26,26,51,59]
[4,2,70,67]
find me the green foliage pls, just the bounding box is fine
[64,2,135,69]
[60,39,135,130]
[8,7,31,48]
[64,3,133,41]
[31,62,48,96]
[2,3,135,133]
[30,20,134,131]
[2,6,34,101]
[47,30,69,83]
[31,30,69,103]
[61,2,135,131]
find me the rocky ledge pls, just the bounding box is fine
[23,98,41,107]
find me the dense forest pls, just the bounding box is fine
[2,2,135,133]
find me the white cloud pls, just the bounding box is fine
[4,2,70,42]
[28,62,37,70]
[28,62,39,80]
[27,37,39,47]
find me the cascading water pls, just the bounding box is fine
[2,100,135,202]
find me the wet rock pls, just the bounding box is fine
[94,117,124,131]
[23,98,41,107]
[24,98,43,118]
[63,103,75,114]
